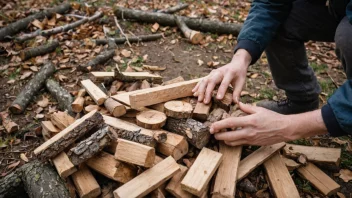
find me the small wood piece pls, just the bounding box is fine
[20,40,59,61]
[148,102,165,112]
[78,49,115,72]
[84,96,95,106]
[86,151,136,183]
[72,164,101,198]
[282,156,301,171]
[212,91,233,111]
[115,139,155,167]
[41,121,60,140]
[136,110,167,129]
[192,102,212,121]
[90,72,115,82]
[156,132,188,160]
[96,33,167,45]
[212,143,242,198]
[181,148,222,196]
[164,101,193,118]
[9,62,56,114]
[263,153,300,198]
[34,110,103,160]
[237,143,286,181]
[175,16,203,44]
[140,80,151,89]
[46,79,74,115]
[162,76,185,86]
[81,79,108,105]
[84,105,100,113]
[113,156,180,198]
[297,162,340,196]
[129,78,203,108]
[50,111,75,130]
[0,112,19,133]
[72,89,86,113]
[283,143,341,165]
[115,67,162,83]
[104,98,126,117]
[166,165,192,198]
[52,152,77,178]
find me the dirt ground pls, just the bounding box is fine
[0,0,351,197]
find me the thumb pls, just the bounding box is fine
[239,102,258,114]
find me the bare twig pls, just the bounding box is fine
[65,14,86,19]
[114,16,131,47]
[325,72,339,88]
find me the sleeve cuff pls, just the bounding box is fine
[321,104,347,137]
[234,39,261,65]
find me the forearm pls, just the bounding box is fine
[285,110,328,140]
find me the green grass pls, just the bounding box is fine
[258,88,276,100]
[319,79,335,98]
[9,67,21,80]
[311,62,328,74]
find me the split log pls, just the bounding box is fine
[149,102,165,112]
[162,76,184,86]
[104,98,126,117]
[34,110,103,160]
[41,121,60,140]
[0,3,71,41]
[52,152,77,178]
[71,89,86,113]
[9,62,56,114]
[175,16,203,44]
[86,151,136,183]
[50,111,75,130]
[72,164,101,198]
[136,110,167,129]
[297,162,340,196]
[156,132,188,160]
[90,71,114,82]
[20,40,59,61]
[166,165,192,198]
[158,3,189,14]
[81,79,108,105]
[114,7,242,35]
[164,100,193,119]
[263,153,300,198]
[95,33,166,45]
[0,112,19,133]
[45,79,74,115]
[115,139,156,167]
[115,68,162,83]
[212,91,233,111]
[282,156,301,171]
[0,160,69,198]
[140,80,151,89]
[192,101,211,121]
[181,148,222,197]
[84,105,100,113]
[16,11,103,42]
[283,143,341,165]
[114,156,180,198]
[67,125,113,166]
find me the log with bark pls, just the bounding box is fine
[0,160,69,198]
[16,11,103,42]
[9,62,56,114]
[158,3,189,14]
[115,66,162,83]
[0,3,71,41]
[95,33,168,45]
[109,126,155,147]
[45,79,74,116]
[0,112,19,133]
[20,40,59,61]
[114,7,242,35]
[175,16,203,44]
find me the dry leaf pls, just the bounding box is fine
[332,138,348,145]
[29,66,38,72]
[35,107,43,114]
[337,192,346,198]
[31,19,44,29]
[7,79,15,84]
[121,49,131,58]
[7,161,20,169]
[170,39,177,44]
[143,65,166,71]
[143,54,148,62]
[58,74,68,82]
[113,55,121,62]
[35,114,45,119]
[48,15,56,26]
[20,153,29,162]
[37,96,49,107]
[250,73,259,79]
[339,169,352,182]
[20,71,33,80]
[197,59,204,66]
[151,23,159,32]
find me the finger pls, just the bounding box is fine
[224,140,248,146]
[192,80,201,93]
[197,78,208,102]
[214,129,248,141]
[232,77,246,104]
[204,80,216,104]
[216,74,232,100]
[239,102,258,114]
[210,117,250,133]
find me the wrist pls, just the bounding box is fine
[232,49,252,67]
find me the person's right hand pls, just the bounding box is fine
[192,49,252,104]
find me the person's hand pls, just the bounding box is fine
[210,102,294,146]
[192,49,252,104]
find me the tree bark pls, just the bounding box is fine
[95,33,167,45]
[16,11,103,42]
[67,125,113,165]
[158,3,189,14]
[9,62,56,114]
[110,127,156,147]
[45,79,74,116]
[20,40,59,61]
[0,3,71,41]
[114,7,242,35]
[0,161,69,198]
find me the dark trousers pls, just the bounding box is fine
[265,0,352,102]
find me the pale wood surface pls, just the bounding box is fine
[237,142,286,181]
[71,89,86,113]
[166,165,192,198]
[181,148,223,196]
[156,132,188,160]
[283,143,341,165]
[84,104,100,113]
[0,112,19,133]
[115,139,155,167]
[263,153,300,198]
[148,102,165,112]
[72,164,101,198]
[297,162,340,196]
[50,111,75,130]
[193,101,212,121]
[81,79,108,105]
[164,101,193,118]
[282,156,301,171]
[212,143,242,198]
[41,121,59,140]
[129,78,203,108]
[114,156,180,198]
[111,89,145,106]
[104,98,126,117]
[136,110,167,129]
[52,152,77,178]
[162,76,185,86]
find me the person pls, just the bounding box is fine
[192,0,352,146]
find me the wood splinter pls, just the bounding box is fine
[175,16,203,44]
[136,110,167,130]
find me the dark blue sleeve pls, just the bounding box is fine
[234,0,293,64]
[346,1,352,24]
[321,80,352,136]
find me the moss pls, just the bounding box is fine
[288,138,312,146]
[258,88,276,100]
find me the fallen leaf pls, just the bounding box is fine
[170,39,177,44]
[31,19,44,29]
[48,15,56,26]
[212,56,219,60]
[339,169,352,182]
[7,161,20,169]
[197,59,204,66]
[143,54,148,62]
[332,138,348,145]
[20,153,29,162]
[7,79,15,84]
[20,71,33,80]
[58,74,68,82]
[35,107,43,114]
[121,49,131,58]
[35,114,45,119]
[29,66,38,72]
[143,65,166,71]
[151,23,159,32]
[113,55,121,62]
[37,96,49,107]
[250,73,259,79]
[337,192,346,198]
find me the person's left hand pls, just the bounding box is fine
[210,102,294,146]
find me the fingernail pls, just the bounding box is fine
[210,127,214,134]
[235,96,239,103]
[217,94,222,99]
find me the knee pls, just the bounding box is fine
[335,17,352,53]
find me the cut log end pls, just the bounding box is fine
[164,101,193,119]
[136,110,167,130]
[8,104,22,114]
[189,31,203,44]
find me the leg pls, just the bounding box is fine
[335,17,352,79]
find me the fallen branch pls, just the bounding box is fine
[114,7,242,35]
[175,16,203,44]
[0,112,19,133]
[114,16,131,47]
[45,79,74,116]
[0,3,71,41]
[95,33,167,45]
[115,66,162,83]
[16,11,103,42]
[9,62,56,114]
[158,3,189,14]
[20,40,59,61]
